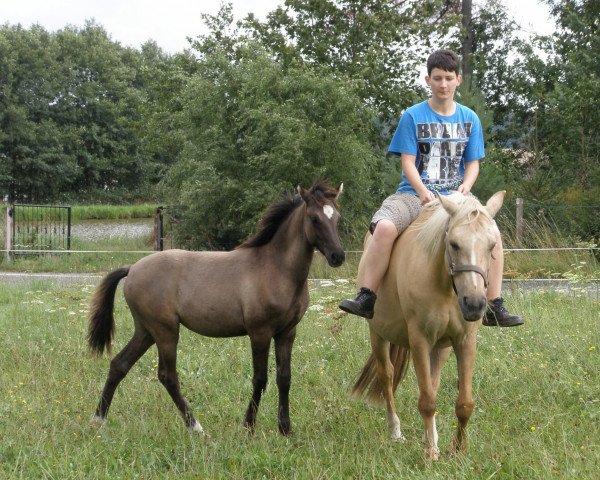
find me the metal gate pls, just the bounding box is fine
[8,204,71,255]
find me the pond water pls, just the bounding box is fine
[71,218,154,241]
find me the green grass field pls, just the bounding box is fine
[0,280,598,479]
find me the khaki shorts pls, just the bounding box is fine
[370,192,422,234]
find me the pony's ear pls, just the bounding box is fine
[335,183,344,200]
[484,191,505,218]
[437,192,459,216]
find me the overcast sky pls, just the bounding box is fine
[3,0,555,54]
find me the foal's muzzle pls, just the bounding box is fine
[327,250,345,268]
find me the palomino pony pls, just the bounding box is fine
[352,191,504,460]
[87,181,344,436]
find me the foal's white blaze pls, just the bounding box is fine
[323,205,334,219]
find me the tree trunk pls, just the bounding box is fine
[461,0,473,87]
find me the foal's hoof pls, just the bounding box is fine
[243,421,256,436]
[278,424,292,436]
[90,414,106,428]
[188,420,211,439]
[391,431,406,442]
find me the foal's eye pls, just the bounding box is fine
[310,216,320,225]
[450,241,459,250]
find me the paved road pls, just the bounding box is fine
[0,272,102,286]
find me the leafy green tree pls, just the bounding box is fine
[483,0,600,239]
[0,25,75,200]
[531,0,600,238]
[161,43,381,249]
[0,22,156,202]
[52,22,145,200]
[244,0,461,124]
[134,41,198,186]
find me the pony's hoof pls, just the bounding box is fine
[448,438,466,456]
[90,414,106,428]
[424,446,440,462]
[391,432,406,442]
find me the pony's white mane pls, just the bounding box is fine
[414,193,492,257]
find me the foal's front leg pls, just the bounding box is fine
[274,327,297,435]
[244,334,272,433]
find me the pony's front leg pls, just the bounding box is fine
[274,327,297,435]
[449,336,477,455]
[244,334,272,434]
[411,341,439,461]
[371,331,404,442]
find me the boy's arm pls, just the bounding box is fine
[457,160,480,195]
[401,154,435,205]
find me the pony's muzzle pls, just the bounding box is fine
[459,295,487,322]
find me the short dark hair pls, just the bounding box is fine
[427,49,460,76]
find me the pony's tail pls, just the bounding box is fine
[351,345,411,405]
[87,266,130,356]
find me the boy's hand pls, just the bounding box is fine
[457,184,471,195]
[419,190,436,205]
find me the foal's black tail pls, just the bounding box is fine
[87,266,130,356]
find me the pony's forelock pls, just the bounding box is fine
[415,194,491,257]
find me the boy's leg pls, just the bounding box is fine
[339,219,397,319]
[483,228,524,327]
[358,220,398,291]
[340,193,421,320]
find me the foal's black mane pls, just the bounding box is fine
[236,181,338,250]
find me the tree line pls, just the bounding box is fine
[1,0,598,247]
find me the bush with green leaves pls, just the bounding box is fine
[161,44,382,250]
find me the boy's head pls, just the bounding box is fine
[426,49,461,77]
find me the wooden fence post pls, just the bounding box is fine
[154,207,163,251]
[516,198,524,245]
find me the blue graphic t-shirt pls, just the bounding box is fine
[388,100,484,195]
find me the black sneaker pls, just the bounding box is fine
[483,297,524,327]
[339,287,377,319]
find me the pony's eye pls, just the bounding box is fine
[450,241,459,250]
[311,216,320,225]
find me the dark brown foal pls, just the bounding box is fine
[88,181,345,436]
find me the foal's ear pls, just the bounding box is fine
[437,192,459,216]
[297,185,308,201]
[335,183,344,200]
[484,190,505,218]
